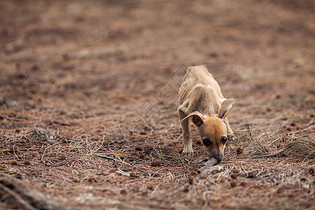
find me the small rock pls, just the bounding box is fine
[266,107,272,112]
[240,182,247,187]
[230,181,237,187]
[236,147,243,155]
[290,122,296,126]
[24,161,31,165]
[188,176,194,185]
[183,186,189,192]
[120,189,127,195]
[139,154,145,159]
[147,185,154,191]
[247,172,256,178]
[190,170,198,176]
[308,167,314,176]
[73,177,80,183]
[135,147,142,151]
[10,160,18,165]
[231,174,237,179]
[220,177,226,183]
[142,172,149,177]
[31,64,40,71]
[14,173,23,179]
[129,172,137,178]
[232,168,239,174]
[58,155,66,161]
[277,187,285,193]
[151,161,161,167]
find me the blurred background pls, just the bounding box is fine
[1,0,314,108]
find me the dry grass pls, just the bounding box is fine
[1,0,315,209]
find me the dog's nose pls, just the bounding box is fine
[216,156,222,163]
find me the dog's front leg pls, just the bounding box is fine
[178,104,193,154]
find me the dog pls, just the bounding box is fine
[178,65,234,164]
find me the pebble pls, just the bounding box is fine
[236,147,243,155]
[230,181,237,187]
[247,172,256,178]
[73,178,80,183]
[120,189,127,195]
[147,185,154,191]
[11,160,18,165]
[24,161,31,165]
[129,172,137,178]
[240,182,247,187]
[232,168,239,174]
[14,173,23,179]
[151,161,161,167]
[188,176,194,185]
[190,170,198,176]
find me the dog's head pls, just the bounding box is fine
[186,99,234,164]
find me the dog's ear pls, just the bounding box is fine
[218,98,234,119]
[182,111,205,127]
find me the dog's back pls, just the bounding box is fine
[179,65,223,104]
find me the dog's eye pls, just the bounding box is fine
[202,139,211,146]
[221,137,227,144]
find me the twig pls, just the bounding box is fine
[267,124,315,147]
[94,154,131,165]
[0,181,36,210]
[115,169,131,176]
[249,127,266,155]
[87,152,127,156]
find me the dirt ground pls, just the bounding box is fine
[0,0,315,209]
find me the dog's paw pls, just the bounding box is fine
[182,145,194,154]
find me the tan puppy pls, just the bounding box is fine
[178,65,234,163]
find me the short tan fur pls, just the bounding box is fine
[178,65,234,163]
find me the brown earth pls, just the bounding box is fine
[0,0,315,209]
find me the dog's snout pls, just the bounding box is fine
[216,156,222,163]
